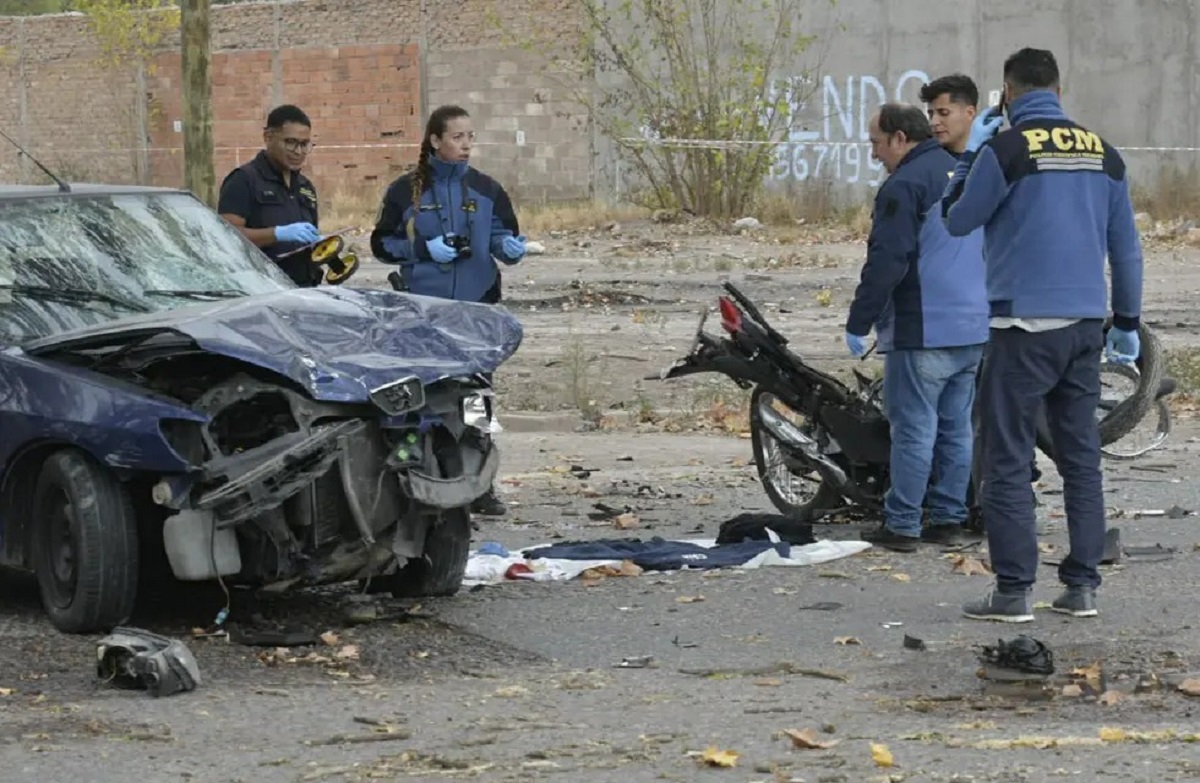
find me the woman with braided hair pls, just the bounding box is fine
[370,104,526,516]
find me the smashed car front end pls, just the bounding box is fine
[23,287,523,593]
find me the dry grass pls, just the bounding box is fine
[755,189,872,242]
[320,182,651,241]
[1131,166,1200,222]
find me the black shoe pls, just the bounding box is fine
[962,589,1034,623]
[1050,586,1098,618]
[470,487,508,517]
[921,524,965,545]
[861,525,919,553]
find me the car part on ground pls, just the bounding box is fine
[96,626,201,697]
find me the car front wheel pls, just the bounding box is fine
[387,507,472,598]
[31,449,139,634]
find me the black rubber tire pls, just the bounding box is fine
[388,507,472,598]
[749,386,844,520]
[31,449,139,634]
[1035,322,1164,459]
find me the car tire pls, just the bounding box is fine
[387,507,472,599]
[31,449,139,634]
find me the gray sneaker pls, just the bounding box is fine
[962,590,1034,623]
[1050,586,1098,618]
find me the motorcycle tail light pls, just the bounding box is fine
[718,296,742,333]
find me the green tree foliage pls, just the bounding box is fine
[0,0,73,15]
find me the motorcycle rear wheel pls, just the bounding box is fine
[749,387,843,520]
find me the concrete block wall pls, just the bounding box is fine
[0,0,590,204]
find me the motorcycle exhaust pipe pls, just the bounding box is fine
[757,400,851,489]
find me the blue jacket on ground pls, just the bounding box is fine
[941,90,1144,331]
[846,138,989,353]
[370,154,522,303]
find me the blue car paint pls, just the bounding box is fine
[2,285,524,568]
[23,287,525,402]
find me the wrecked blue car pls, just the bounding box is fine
[0,184,522,633]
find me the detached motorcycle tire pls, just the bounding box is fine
[1034,321,1164,458]
[749,386,843,520]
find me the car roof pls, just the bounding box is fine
[0,183,191,200]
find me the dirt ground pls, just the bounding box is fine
[3,218,1200,782]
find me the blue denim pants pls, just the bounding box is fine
[882,345,985,536]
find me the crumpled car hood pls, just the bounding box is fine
[22,287,524,402]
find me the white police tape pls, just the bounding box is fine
[617,137,1200,153]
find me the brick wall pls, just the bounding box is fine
[0,0,591,204]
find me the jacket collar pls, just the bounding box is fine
[428,153,468,181]
[1007,89,1068,125]
[896,138,943,170]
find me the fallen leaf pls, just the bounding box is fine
[1098,690,1127,706]
[754,678,783,687]
[1099,727,1127,742]
[0,688,13,697]
[1037,542,1056,553]
[693,494,715,506]
[335,645,359,661]
[1061,684,1083,698]
[676,595,706,604]
[784,728,839,749]
[772,587,796,596]
[870,742,894,767]
[834,636,861,646]
[951,555,992,576]
[1071,661,1104,691]
[493,685,529,698]
[614,512,639,530]
[1177,678,1200,696]
[699,746,738,767]
[867,565,892,572]
[319,631,340,646]
[890,573,911,583]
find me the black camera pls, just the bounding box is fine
[445,233,471,258]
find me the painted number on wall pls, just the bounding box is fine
[770,70,930,188]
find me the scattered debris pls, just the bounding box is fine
[799,601,843,611]
[870,742,894,767]
[902,635,927,651]
[950,555,992,576]
[302,728,412,746]
[96,627,200,698]
[834,636,861,646]
[614,656,655,669]
[679,662,849,682]
[977,636,1055,679]
[783,728,839,749]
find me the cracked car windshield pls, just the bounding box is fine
[0,191,296,343]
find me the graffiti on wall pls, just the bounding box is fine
[769,70,930,187]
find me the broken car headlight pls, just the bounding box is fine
[369,375,425,416]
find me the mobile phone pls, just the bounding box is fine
[996,85,1006,117]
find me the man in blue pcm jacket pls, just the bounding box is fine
[845,103,989,553]
[942,47,1143,623]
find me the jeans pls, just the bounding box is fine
[882,345,985,536]
[978,320,1106,592]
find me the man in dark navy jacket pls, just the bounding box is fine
[845,103,989,553]
[943,47,1143,623]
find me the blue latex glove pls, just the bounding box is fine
[1106,327,1140,364]
[427,235,457,264]
[274,222,320,245]
[845,332,868,358]
[966,106,1005,153]
[501,234,527,261]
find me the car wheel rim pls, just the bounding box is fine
[43,487,77,610]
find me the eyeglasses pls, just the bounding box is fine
[280,138,314,153]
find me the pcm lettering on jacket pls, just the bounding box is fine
[942,89,1144,332]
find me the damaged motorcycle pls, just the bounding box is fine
[0,183,521,633]
[651,281,1171,537]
